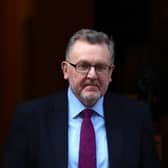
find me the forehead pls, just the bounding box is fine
[69,40,111,63]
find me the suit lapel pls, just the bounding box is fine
[104,93,124,168]
[47,92,68,167]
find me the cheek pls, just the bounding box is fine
[63,67,75,80]
[69,76,84,94]
[99,76,112,89]
[68,73,83,87]
[103,74,112,83]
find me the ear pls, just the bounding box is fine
[61,61,68,80]
[111,64,115,72]
[109,64,115,82]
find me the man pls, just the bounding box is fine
[2,29,160,168]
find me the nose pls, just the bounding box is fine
[86,66,98,79]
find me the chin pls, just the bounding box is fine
[81,92,101,102]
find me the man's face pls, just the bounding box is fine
[61,40,115,107]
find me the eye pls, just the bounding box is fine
[78,63,90,70]
[95,64,107,71]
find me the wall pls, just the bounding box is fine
[0,0,94,151]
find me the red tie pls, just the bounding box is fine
[78,109,96,168]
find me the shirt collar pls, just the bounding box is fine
[68,87,104,119]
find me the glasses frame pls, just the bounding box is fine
[66,60,112,75]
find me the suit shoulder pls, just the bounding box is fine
[16,91,66,113]
[105,92,149,113]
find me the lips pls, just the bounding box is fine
[84,85,99,91]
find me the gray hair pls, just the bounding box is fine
[65,29,115,63]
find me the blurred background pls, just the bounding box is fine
[0,0,167,167]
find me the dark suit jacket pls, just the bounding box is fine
[2,91,160,168]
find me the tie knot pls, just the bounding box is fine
[82,109,94,119]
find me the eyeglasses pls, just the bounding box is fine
[66,61,112,74]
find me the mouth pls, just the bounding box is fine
[84,85,99,91]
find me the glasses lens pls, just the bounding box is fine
[77,63,90,72]
[95,64,108,73]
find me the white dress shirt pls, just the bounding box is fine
[68,87,109,168]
